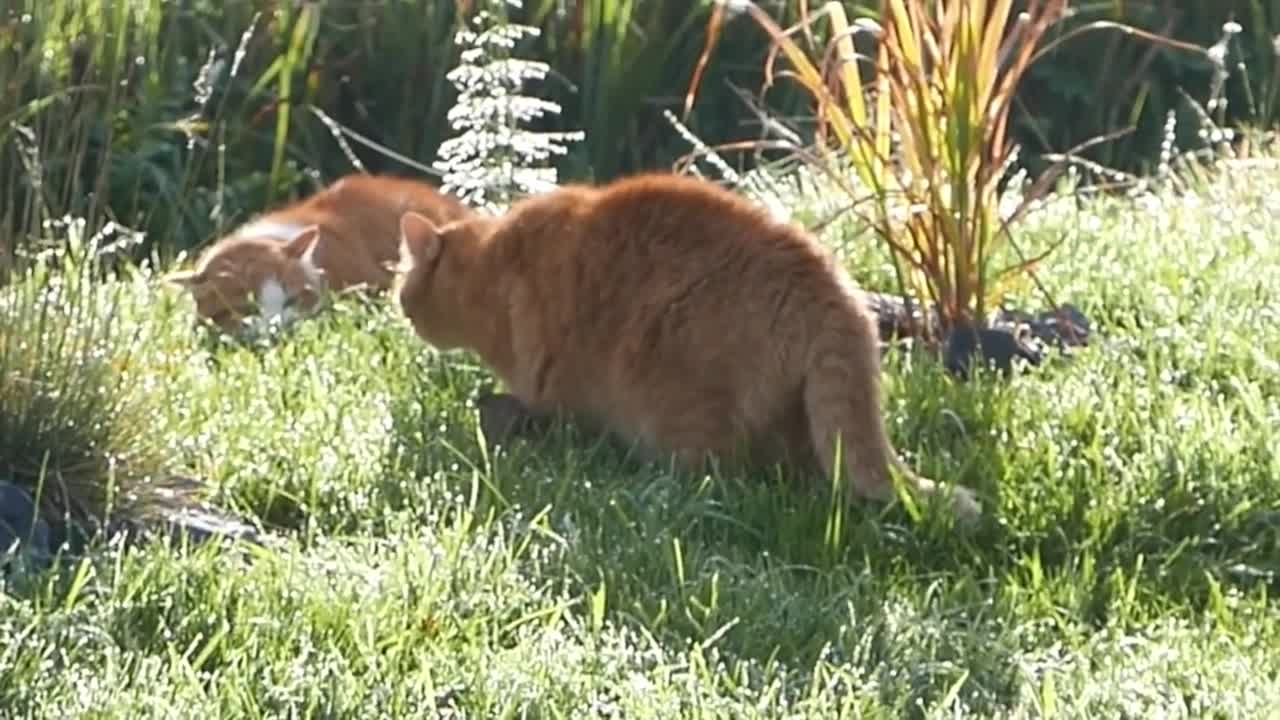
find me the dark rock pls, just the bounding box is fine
[863,290,1092,351]
[995,302,1091,348]
[861,292,1091,381]
[3,474,274,578]
[861,291,940,340]
[0,481,53,573]
[1037,303,1091,346]
[115,475,276,549]
[944,324,1043,380]
[154,507,271,548]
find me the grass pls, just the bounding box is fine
[2,152,1280,716]
[0,217,184,544]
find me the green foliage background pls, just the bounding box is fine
[1,0,1277,261]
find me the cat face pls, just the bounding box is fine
[165,225,326,333]
[393,211,488,350]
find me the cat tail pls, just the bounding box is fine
[801,304,982,522]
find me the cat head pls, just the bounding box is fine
[164,223,327,333]
[391,210,491,350]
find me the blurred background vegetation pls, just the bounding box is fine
[1,0,1276,264]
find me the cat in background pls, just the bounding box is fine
[166,173,475,333]
[392,172,982,522]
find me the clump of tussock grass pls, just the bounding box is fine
[0,217,210,552]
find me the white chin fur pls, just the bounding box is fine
[257,277,293,324]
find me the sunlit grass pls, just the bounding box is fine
[3,3,1278,715]
[2,146,1278,716]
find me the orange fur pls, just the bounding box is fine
[394,173,981,521]
[166,174,475,332]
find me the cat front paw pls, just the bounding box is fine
[476,391,550,446]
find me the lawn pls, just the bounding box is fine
[2,157,1278,718]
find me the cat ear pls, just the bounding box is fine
[282,225,321,260]
[398,212,444,267]
[163,269,205,288]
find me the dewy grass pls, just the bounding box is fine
[1,3,1277,713]
[2,147,1279,716]
[0,217,179,540]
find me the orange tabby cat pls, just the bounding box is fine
[166,173,475,332]
[393,173,981,521]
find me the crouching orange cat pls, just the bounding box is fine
[392,173,982,522]
[165,174,475,332]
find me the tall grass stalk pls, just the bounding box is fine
[690,1,1216,340]
[690,0,1075,337]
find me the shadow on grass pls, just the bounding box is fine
[372,359,1040,712]
[372,342,1278,714]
